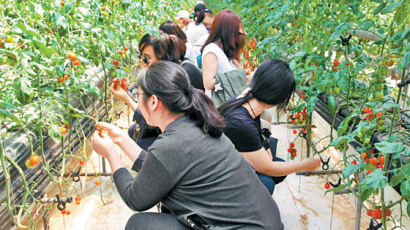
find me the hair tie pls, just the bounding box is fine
[186,86,194,96]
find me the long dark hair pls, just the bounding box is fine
[201,10,245,61]
[159,20,187,43]
[219,59,295,117]
[194,3,207,25]
[138,61,223,137]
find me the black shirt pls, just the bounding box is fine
[181,60,205,91]
[223,106,269,152]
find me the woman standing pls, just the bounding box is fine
[186,3,210,45]
[219,59,321,194]
[92,61,284,229]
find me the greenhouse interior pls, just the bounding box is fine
[0,0,409,229]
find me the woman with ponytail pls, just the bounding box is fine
[92,61,284,229]
[220,59,321,194]
[186,3,210,45]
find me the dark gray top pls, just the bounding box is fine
[113,116,283,229]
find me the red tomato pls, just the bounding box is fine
[371,209,381,219]
[384,208,391,217]
[30,155,41,166]
[369,157,378,167]
[324,183,330,189]
[121,78,127,91]
[67,53,76,61]
[379,156,385,165]
[367,209,372,216]
[113,78,120,89]
[73,60,80,66]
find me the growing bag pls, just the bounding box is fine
[211,69,247,107]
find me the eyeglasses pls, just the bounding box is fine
[239,31,247,37]
[138,54,151,65]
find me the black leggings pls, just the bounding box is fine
[125,213,190,230]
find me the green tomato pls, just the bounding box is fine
[364,137,371,144]
[375,92,384,100]
[334,87,340,95]
[357,132,363,139]
[25,159,33,169]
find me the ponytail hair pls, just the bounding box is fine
[194,3,207,25]
[219,59,295,117]
[138,61,224,137]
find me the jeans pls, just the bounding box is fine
[256,137,287,194]
[125,213,190,230]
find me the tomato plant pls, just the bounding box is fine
[209,0,409,229]
[0,0,195,228]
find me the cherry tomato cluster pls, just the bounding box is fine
[360,149,385,174]
[287,142,297,159]
[288,107,307,125]
[96,123,105,138]
[248,38,256,50]
[118,46,128,57]
[244,60,254,72]
[362,107,382,121]
[300,90,305,99]
[113,77,127,91]
[367,208,391,219]
[61,209,70,215]
[58,74,70,83]
[25,155,41,169]
[67,53,81,66]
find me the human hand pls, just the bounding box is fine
[91,131,119,160]
[110,80,130,102]
[302,158,321,171]
[96,122,127,144]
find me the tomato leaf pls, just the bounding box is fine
[342,163,363,179]
[359,169,388,201]
[15,22,42,40]
[373,2,386,15]
[337,114,356,136]
[401,180,410,199]
[13,77,33,105]
[307,95,318,113]
[375,141,405,154]
[389,171,405,187]
[33,39,55,58]
[380,1,403,14]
